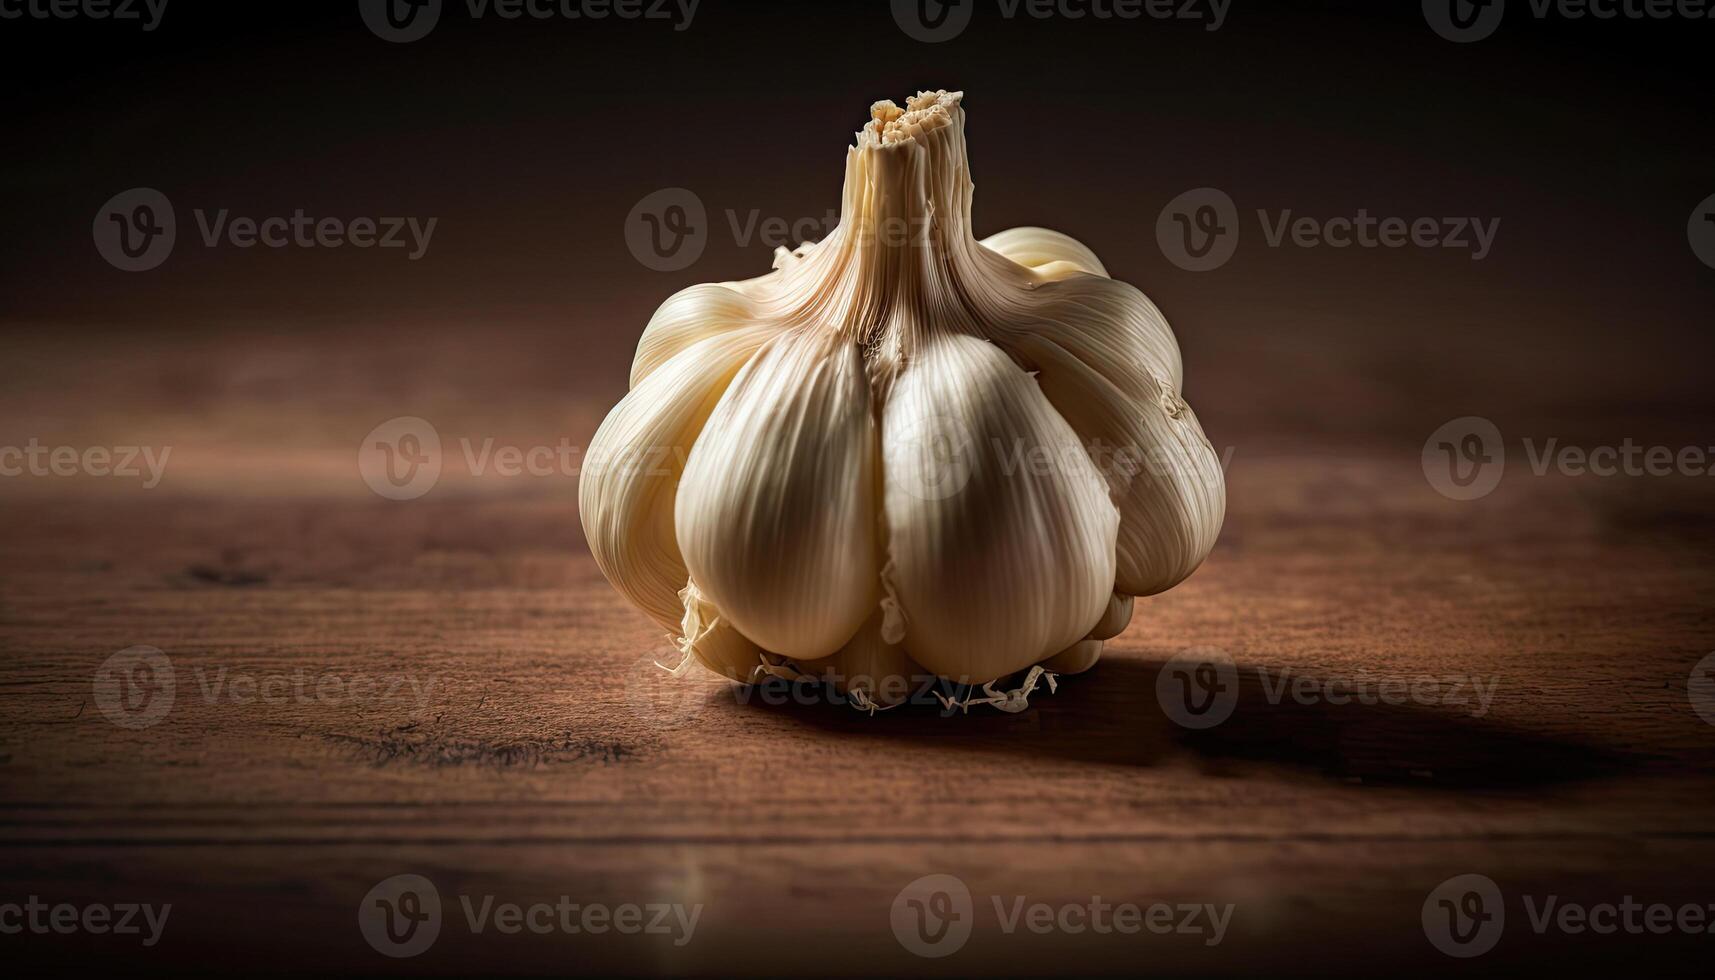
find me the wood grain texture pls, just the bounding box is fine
[3,453,1714,975]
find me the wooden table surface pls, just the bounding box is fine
[4,434,1713,975]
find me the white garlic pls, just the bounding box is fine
[581,90,1225,706]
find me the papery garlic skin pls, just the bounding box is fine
[582,90,1226,696]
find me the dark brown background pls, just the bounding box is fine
[4,0,1714,449]
[3,1,1714,976]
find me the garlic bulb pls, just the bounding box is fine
[582,90,1224,707]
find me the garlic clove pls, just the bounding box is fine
[1043,639,1103,675]
[883,333,1119,685]
[980,226,1108,280]
[987,275,1185,395]
[630,283,775,389]
[789,608,926,709]
[580,332,763,631]
[1088,592,1134,640]
[677,579,768,684]
[675,331,880,660]
[1005,331,1225,597]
